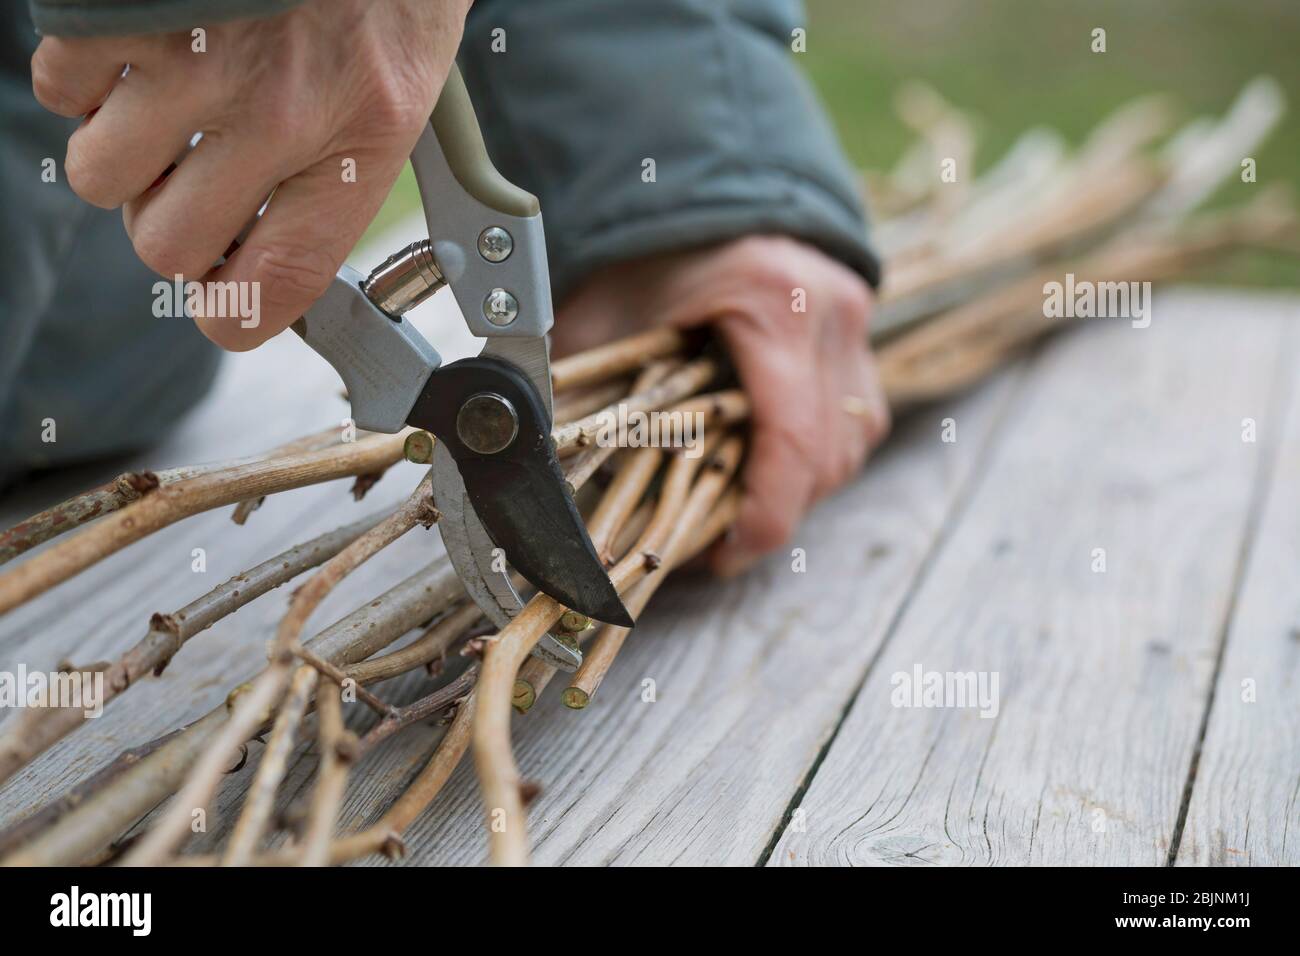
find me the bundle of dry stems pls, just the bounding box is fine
[0,81,1294,866]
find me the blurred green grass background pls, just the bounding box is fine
[368,0,1298,286]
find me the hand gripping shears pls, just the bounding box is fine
[292,66,632,670]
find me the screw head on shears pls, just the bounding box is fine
[477,226,514,262]
[483,288,519,326]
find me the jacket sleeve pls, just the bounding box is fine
[459,0,880,300]
[28,0,304,37]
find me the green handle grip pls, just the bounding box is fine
[431,65,540,219]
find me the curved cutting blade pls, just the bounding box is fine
[419,338,632,666]
[431,444,582,670]
[453,437,633,628]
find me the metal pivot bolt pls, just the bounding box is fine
[477,226,514,262]
[456,392,519,455]
[484,288,519,326]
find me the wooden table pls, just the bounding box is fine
[1,279,1297,866]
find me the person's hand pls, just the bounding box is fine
[31,0,471,350]
[554,235,890,575]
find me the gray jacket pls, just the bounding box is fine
[4,0,878,476]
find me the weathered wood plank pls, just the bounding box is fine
[359,366,1026,865]
[1175,295,1300,867]
[769,291,1290,866]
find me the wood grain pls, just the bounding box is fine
[769,291,1290,866]
[1175,295,1300,867]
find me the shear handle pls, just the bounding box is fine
[411,65,556,341]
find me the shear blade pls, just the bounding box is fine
[431,446,583,670]
[456,450,633,628]
[411,354,633,630]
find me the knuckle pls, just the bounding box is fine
[866,402,892,448]
[64,140,118,209]
[250,244,335,311]
[755,260,809,305]
[362,72,430,135]
[826,446,854,486]
[131,223,192,278]
[815,451,850,498]
[732,236,809,296]
[744,510,797,554]
[30,56,80,116]
[61,139,91,189]
[835,280,872,331]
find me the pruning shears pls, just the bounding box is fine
[293,65,632,670]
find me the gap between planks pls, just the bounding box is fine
[1164,314,1299,864]
[753,354,1041,866]
[768,291,1293,866]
